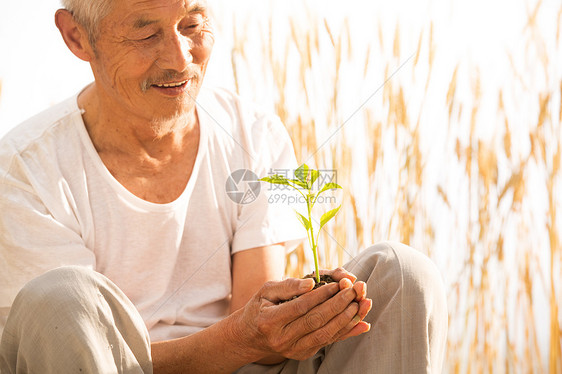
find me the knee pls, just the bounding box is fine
[349,241,447,313]
[381,241,445,296]
[2,266,104,355]
[13,266,101,316]
[343,242,448,370]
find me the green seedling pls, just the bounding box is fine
[261,164,342,284]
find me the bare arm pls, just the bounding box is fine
[230,244,286,314]
[151,310,256,373]
[152,244,287,372]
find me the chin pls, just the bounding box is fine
[148,103,196,128]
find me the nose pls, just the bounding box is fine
[156,32,193,71]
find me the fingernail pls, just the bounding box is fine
[352,315,361,324]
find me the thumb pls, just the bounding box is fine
[259,278,315,303]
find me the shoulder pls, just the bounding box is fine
[0,95,81,156]
[0,94,83,186]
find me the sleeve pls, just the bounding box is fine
[230,111,307,255]
[0,157,96,334]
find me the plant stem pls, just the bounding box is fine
[307,194,320,283]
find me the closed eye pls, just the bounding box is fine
[180,14,208,34]
[139,33,157,41]
[182,23,201,33]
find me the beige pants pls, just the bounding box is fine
[0,242,447,373]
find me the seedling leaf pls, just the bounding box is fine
[319,205,341,230]
[288,178,309,189]
[295,211,311,231]
[310,169,320,187]
[260,175,289,185]
[318,182,342,195]
[295,164,310,184]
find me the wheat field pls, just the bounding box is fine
[0,0,560,372]
[209,0,562,372]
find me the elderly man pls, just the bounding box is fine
[0,0,447,373]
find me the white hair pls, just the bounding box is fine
[61,0,113,45]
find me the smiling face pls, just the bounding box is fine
[88,0,214,125]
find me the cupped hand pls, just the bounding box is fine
[236,275,371,362]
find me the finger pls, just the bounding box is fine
[273,281,341,323]
[352,281,367,301]
[285,286,358,341]
[332,298,372,341]
[249,283,342,361]
[295,301,359,351]
[339,278,353,290]
[259,278,315,304]
[357,298,372,320]
[321,267,357,283]
[337,321,371,341]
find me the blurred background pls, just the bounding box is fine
[1,0,561,372]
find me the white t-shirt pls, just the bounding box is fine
[0,86,305,342]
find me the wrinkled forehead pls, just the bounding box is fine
[108,0,208,21]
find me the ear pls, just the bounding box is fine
[55,9,95,62]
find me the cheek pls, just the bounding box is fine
[100,49,154,90]
[192,30,214,64]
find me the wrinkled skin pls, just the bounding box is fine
[236,268,372,362]
[87,0,215,130]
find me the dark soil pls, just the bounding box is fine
[280,273,336,304]
[303,273,336,290]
